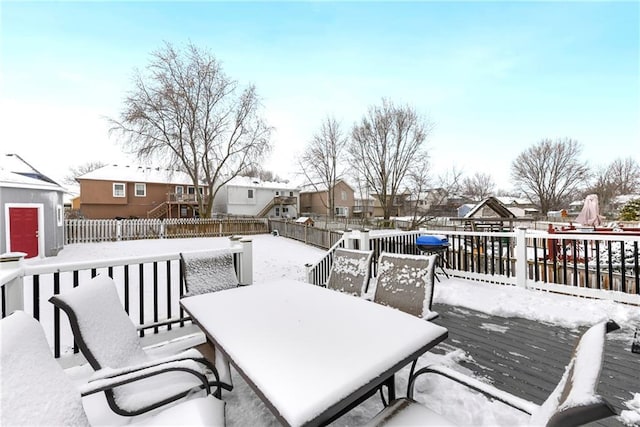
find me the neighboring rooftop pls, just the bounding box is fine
[226,176,300,191]
[77,164,195,185]
[0,153,63,191]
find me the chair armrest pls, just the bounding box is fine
[136,317,193,332]
[409,365,539,415]
[79,359,214,397]
[88,349,218,382]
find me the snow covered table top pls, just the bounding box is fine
[181,279,448,427]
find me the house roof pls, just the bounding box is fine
[464,196,516,219]
[225,176,300,191]
[0,154,64,191]
[78,164,195,185]
[299,179,354,194]
[0,168,64,191]
[495,196,531,206]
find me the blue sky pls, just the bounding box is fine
[1,1,638,190]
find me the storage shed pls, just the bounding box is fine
[0,154,65,258]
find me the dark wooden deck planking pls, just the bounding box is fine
[429,303,639,426]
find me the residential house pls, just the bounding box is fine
[0,154,65,258]
[299,179,354,218]
[213,177,300,218]
[405,188,464,218]
[495,196,539,218]
[77,165,203,219]
[353,195,375,218]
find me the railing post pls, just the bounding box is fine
[515,227,528,288]
[360,229,370,251]
[344,230,354,249]
[116,220,122,241]
[160,220,165,239]
[239,238,253,286]
[0,252,27,315]
[305,263,313,284]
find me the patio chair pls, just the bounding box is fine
[180,249,239,296]
[326,247,374,296]
[1,311,225,426]
[365,320,620,427]
[49,273,232,417]
[373,252,439,321]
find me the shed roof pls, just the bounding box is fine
[464,196,516,219]
[225,176,300,191]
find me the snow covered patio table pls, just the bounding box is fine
[181,278,449,427]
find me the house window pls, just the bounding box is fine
[341,191,347,201]
[282,207,289,213]
[248,189,254,199]
[335,207,348,216]
[290,191,294,197]
[113,183,125,198]
[275,207,280,216]
[275,191,280,196]
[135,183,146,197]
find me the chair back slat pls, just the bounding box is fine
[180,249,239,296]
[49,273,147,370]
[373,252,437,318]
[532,320,619,427]
[326,248,374,296]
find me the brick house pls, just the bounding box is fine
[77,165,204,219]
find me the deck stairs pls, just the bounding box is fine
[147,202,168,219]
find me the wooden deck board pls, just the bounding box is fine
[431,303,639,426]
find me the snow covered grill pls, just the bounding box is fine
[416,235,450,279]
[416,235,450,252]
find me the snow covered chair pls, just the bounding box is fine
[0,311,225,426]
[365,320,619,427]
[49,273,231,417]
[326,247,374,296]
[373,252,439,321]
[180,249,240,296]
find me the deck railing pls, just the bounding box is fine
[65,218,269,244]
[0,238,253,361]
[305,228,640,304]
[269,219,343,249]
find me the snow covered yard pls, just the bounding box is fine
[26,234,640,426]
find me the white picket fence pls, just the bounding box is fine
[65,218,269,244]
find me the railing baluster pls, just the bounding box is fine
[53,272,60,358]
[153,261,159,334]
[33,275,40,320]
[166,260,172,331]
[139,263,145,337]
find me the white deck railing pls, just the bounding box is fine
[0,237,253,361]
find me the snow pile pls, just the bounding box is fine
[620,393,640,426]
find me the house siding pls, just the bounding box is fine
[79,180,179,219]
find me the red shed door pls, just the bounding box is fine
[9,207,39,258]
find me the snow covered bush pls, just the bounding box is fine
[619,198,640,221]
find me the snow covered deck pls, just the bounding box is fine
[430,304,638,427]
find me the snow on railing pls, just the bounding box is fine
[0,238,253,360]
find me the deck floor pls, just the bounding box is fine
[430,303,639,426]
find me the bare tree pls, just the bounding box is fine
[404,165,463,228]
[606,157,640,195]
[298,116,346,219]
[588,157,640,214]
[109,42,272,218]
[238,166,283,183]
[462,172,495,201]
[511,138,589,214]
[63,161,106,185]
[349,99,432,220]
